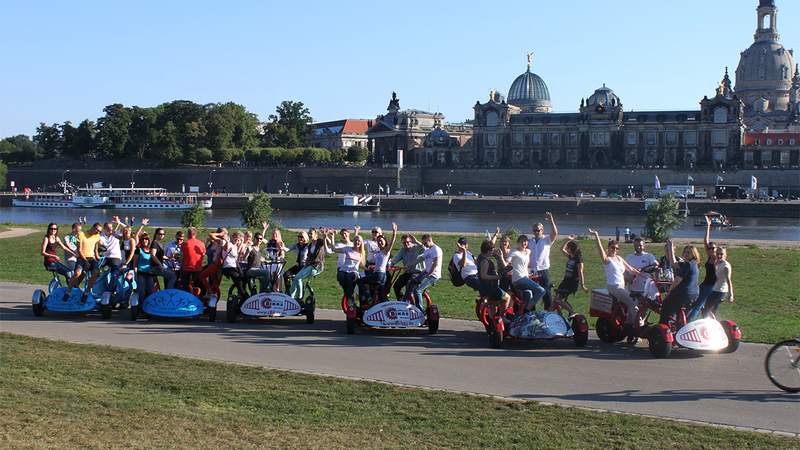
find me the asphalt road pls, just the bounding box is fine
[1,282,797,435]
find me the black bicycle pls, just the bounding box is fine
[765,336,800,393]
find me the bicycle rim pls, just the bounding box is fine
[765,340,800,393]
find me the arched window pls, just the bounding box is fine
[762,14,771,30]
[485,111,498,127]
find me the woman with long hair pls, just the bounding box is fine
[41,223,75,281]
[701,247,734,318]
[289,228,334,300]
[132,233,157,300]
[588,228,640,334]
[687,215,718,321]
[477,239,512,319]
[334,234,365,312]
[552,235,587,316]
[659,241,701,325]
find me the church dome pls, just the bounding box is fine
[508,65,551,112]
[586,84,621,108]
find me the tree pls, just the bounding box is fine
[644,194,685,242]
[76,120,97,159]
[61,122,80,159]
[195,147,213,164]
[263,100,313,148]
[96,104,132,159]
[127,106,158,160]
[240,192,272,229]
[0,135,42,163]
[181,203,205,228]
[0,161,7,188]
[346,146,368,164]
[34,123,63,158]
[155,121,182,162]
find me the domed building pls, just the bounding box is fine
[735,0,796,115]
[507,54,552,113]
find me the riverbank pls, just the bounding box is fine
[3,192,799,218]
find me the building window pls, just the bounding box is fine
[590,131,609,147]
[568,132,578,146]
[684,131,697,146]
[665,131,678,146]
[713,106,728,123]
[712,130,727,146]
[514,133,524,145]
[646,132,657,146]
[551,133,560,146]
[790,139,796,145]
[486,133,497,147]
[778,139,784,145]
[532,133,542,145]
[766,138,773,145]
[626,132,637,146]
[485,111,498,127]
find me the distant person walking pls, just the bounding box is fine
[624,227,631,243]
[615,227,621,243]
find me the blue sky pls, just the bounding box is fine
[1,0,798,137]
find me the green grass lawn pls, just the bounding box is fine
[1,333,796,449]
[2,224,798,343]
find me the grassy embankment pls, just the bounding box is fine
[1,333,797,449]
[1,224,798,343]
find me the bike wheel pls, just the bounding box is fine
[765,339,800,393]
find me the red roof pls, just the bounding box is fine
[312,119,371,136]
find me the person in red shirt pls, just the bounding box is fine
[180,227,206,295]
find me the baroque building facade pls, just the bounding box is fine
[470,0,799,170]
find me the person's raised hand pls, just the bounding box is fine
[588,228,598,235]
[391,222,398,232]
[141,218,150,226]
[545,212,553,222]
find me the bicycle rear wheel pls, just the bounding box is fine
[765,339,800,393]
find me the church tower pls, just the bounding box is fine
[755,0,779,42]
[735,0,796,114]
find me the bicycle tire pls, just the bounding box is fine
[765,339,800,393]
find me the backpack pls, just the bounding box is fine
[449,258,465,287]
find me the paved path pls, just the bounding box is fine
[1,282,797,435]
[0,227,37,239]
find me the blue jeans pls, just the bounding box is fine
[413,275,438,309]
[290,265,321,300]
[246,268,270,293]
[358,270,387,303]
[513,277,545,311]
[154,266,176,290]
[687,283,714,321]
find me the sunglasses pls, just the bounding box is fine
[48,227,58,231]
[610,246,619,250]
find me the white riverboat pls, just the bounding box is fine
[13,187,212,210]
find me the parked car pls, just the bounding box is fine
[541,192,559,199]
[575,191,596,198]
[463,191,480,197]
[609,192,623,199]
[432,189,444,196]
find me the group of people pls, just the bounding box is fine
[331,223,444,312]
[40,217,334,304]
[41,212,735,330]
[447,211,735,334]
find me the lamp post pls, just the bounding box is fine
[208,169,216,193]
[284,169,293,195]
[61,170,70,194]
[365,169,373,195]
[130,169,140,190]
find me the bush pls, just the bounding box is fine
[644,194,685,242]
[240,192,272,229]
[346,146,368,164]
[195,148,213,164]
[244,148,262,162]
[181,203,205,228]
[0,161,6,188]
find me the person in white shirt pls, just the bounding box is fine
[528,212,558,309]
[410,234,442,310]
[99,220,124,275]
[625,238,659,295]
[357,223,397,303]
[510,235,545,314]
[365,226,383,266]
[452,237,480,290]
[589,228,641,335]
[334,235,365,312]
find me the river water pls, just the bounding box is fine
[2,207,798,241]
